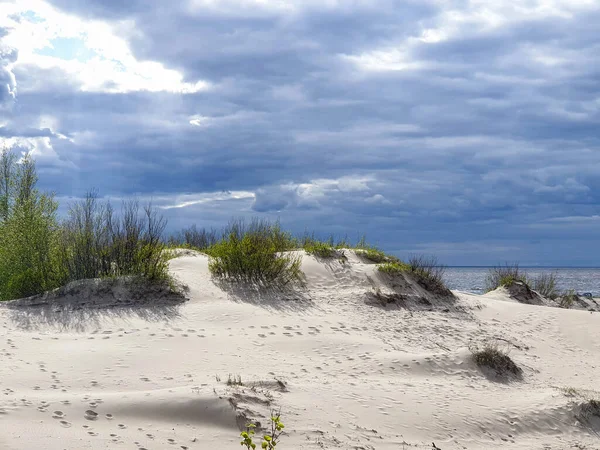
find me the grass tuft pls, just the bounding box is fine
[485,263,530,293]
[470,340,522,379]
[532,272,558,299]
[207,218,303,288]
[558,289,578,309]
[407,255,452,297]
[377,261,411,274]
[304,241,337,258]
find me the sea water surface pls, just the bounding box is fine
[443,267,600,296]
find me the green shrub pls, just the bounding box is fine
[532,272,558,299]
[207,219,303,288]
[485,263,529,292]
[58,192,170,283]
[377,261,411,274]
[0,151,63,301]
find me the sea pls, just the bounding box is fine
[443,267,600,296]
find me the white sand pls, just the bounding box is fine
[1,251,599,449]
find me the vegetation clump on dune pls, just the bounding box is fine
[0,148,174,301]
[376,255,453,298]
[470,341,522,379]
[206,219,304,288]
[484,263,530,293]
[485,263,561,299]
[1,148,454,300]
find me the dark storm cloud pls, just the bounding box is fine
[3,0,600,264]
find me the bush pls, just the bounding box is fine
[0,151,63,301]
[470,341,522,378]
[58,192,170,283]
[484,263,529,292]
[207,219,303,288]
[532,272,558,299]
[407,255,452,297]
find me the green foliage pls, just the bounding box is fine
[304,241,337,258]
[532,272,558,299]
[356,247,395,263]
[208,219,303,288]
[484,263,530,292]
[377,261,411,274]
[376,255,453,297]
[240,413,285,450]
[0,150,172,301]
[0,151,63,301]
[58,192,171,284]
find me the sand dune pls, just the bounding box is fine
[0,251,599,449]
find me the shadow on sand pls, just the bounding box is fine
[4,302,183,332]
[213,279,315,314]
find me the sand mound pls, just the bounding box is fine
[502,280,547,305]
[485,281,600,312]
[5,276,187,309]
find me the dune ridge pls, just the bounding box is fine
[0,250,598,449]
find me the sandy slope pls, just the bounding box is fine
[1,251,599,450]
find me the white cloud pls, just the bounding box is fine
[159,191,256,209]
[0,0,211,93]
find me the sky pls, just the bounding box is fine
[0,0,599,266]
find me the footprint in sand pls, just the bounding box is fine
[87,431,98,436]
[84,410,99,420]
[60,420,71,428]
[52,410,64,419]
[118,424,127,429]
[105,414,113,420]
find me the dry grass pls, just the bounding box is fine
[470,341,522,379]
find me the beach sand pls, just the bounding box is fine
[0,251,598,449]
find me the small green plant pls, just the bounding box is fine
[240,413,285,449]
